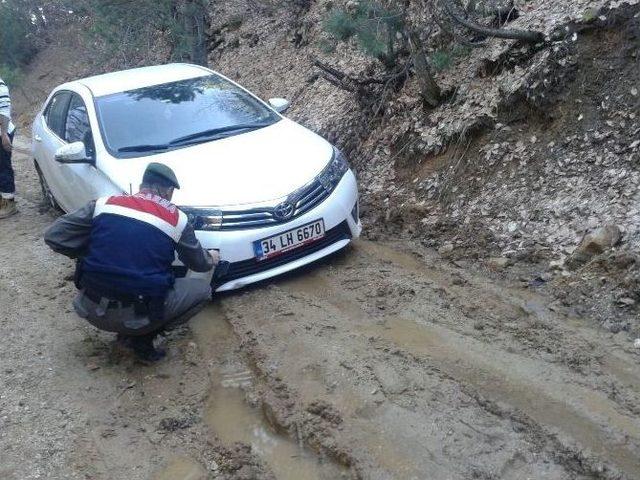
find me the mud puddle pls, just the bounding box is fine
[191,305,348,480]
[153,456,206,480]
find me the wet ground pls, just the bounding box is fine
[2,140,640,479]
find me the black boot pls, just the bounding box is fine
[130,334,166,363]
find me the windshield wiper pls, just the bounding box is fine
[118,144,170,153]
[116,122,274,154]
[169,122,274,146]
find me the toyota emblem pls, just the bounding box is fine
[273,202,295,221]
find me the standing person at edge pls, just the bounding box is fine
[45,163,218,362]
[0,76,17,218]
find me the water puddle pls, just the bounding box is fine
[153,456,206,480]
[356,240,425,272]
[191,305,349,480]
[206,385,347,480]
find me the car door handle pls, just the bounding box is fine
[34,135,42,142]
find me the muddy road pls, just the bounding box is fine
[2,140,640,480]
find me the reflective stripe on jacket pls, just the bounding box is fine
[81,192,189,297]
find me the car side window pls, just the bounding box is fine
[65,94,94,156]
[45,92,72,139]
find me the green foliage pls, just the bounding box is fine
[0,65,23,88]
[76,0,208,65]
[318,39,337,54]
[325,10,358,40]
[0,1,39,70]
[81,0,175,57]
[226,14,245,31]
[431,50,452,71]
[430,45,471,71]
[324,1,405,65]
[582,8,598,22]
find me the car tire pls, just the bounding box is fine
[35,161,62,212]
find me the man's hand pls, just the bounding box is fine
[1,133,12,153]
[207,249,221,266]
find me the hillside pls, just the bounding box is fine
[206,0,640,331]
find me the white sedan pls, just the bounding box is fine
[32,63,361,291]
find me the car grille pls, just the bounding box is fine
[219,179,331,230]
[213,221,351,287]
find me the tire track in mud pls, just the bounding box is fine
[214,240,640,480]
[356,241,640,419]
[191,304,352,480]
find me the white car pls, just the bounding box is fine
[33,63,361,291]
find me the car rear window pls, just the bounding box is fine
[94,74,280,158]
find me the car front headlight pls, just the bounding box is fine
[180,207,223,231]
[318,147,349,193]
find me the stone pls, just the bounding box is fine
[617,297,636,307]
[549,257,566,270]
[487,257,510,269]
[613,252,637,269]
[373,364,409,395]
[438,243,454,256]
[566,225,622,269]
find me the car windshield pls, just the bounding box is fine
[94,74,280,158]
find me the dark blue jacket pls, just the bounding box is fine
[45,191,213,298]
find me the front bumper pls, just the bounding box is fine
[191,170,361,291]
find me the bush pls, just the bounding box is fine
[318,38,337,54]
[0,1,39,70]
[430,45,472,71]
[431,50,452,71]
[0,65,23,88]
[325,10,358,40]
[226,14,245,31]
[78,0,209,65]
[324,1,405,65]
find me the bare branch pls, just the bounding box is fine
[443,0,544,43]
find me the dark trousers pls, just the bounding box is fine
[72,277,213,336]
[0,130,15,196]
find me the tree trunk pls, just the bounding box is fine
[182,0,209,66]
[407,31,441,108]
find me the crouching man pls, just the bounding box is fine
[45,163,218,362]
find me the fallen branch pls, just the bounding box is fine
[313,59,411,114]
[443,0,544,43]
[429,1,489,48]
[313,59,408,90]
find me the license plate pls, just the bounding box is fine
[253,219,325,261]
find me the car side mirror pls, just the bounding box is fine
[55,142,93,164]
[268,98,291,114]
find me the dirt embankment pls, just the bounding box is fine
[205,0,640,333]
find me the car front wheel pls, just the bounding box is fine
[35,161,62,212]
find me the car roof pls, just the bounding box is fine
[75,63,212,97]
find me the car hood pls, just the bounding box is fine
[100,119,334,207]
